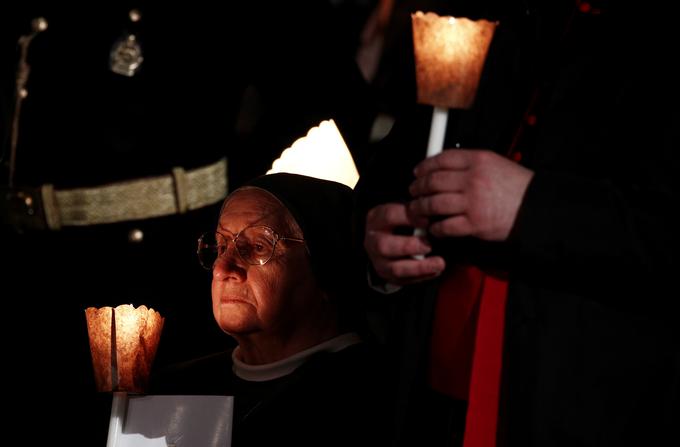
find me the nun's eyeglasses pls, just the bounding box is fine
[197,225,305,269]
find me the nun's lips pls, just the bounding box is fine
[219,294,251,305]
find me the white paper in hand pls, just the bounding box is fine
[115,395,233,447]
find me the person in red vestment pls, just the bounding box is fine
[356,1,680,446]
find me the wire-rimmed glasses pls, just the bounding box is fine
[197,225,305,269]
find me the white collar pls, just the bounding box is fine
[232,332,362,382]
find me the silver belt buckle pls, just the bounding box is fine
[0,186,50,231]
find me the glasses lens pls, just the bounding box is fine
[197,233,219,270]
[237,226,277,265]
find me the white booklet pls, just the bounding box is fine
[112,395,233,447]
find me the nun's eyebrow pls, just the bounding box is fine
[217,210,283,235]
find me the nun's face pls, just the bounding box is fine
[211,189,317,339]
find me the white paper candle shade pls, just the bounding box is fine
[412,12,497,110]
[85,304,164,394]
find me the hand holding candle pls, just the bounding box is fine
[411,12,497,247]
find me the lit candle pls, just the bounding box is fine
[411,12,497,251]
[85,304,164,446]
[411,12,497,156]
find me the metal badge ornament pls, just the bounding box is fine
[109,33,143,77]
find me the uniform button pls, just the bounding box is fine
[32,17,48,32]
[129,9,142,22]
[128,228,144,243]
[512,151,523,162]
[526,115,537,126]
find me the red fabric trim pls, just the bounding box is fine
[428,266,509,447]
[462,274,508,447]
[428,265,484,400]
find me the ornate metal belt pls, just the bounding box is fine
[1,158,227,230]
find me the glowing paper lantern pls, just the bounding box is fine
[412,12,497,111]
[267,119,360,189]
[85,304,164,394]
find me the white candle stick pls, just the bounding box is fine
[106,391,128,447]
[426,106,449,157]
[413,106,449,258]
